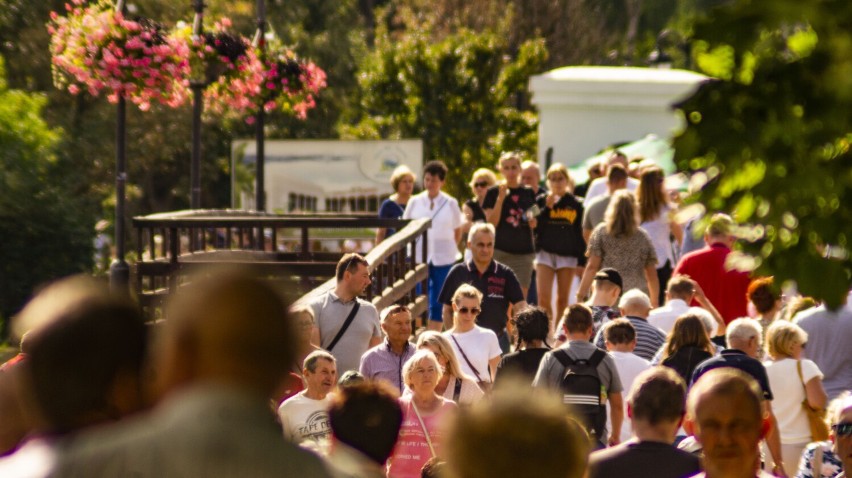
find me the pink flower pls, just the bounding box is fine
[68,84,80,95]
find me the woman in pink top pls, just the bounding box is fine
[387,350,457,478]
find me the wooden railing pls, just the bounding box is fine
[132,210,430,324]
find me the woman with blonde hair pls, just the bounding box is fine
[576,190,660,306]
[461,168,498,262]
[636,166,682,305]
[376,165,416,244]
[534,163,586,324]
[416,331,484,405]
[764,320,828,477]
[658,314,716,382]
[387,350,457,478]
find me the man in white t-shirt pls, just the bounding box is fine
[649,276,725,338]
[584,151,639,203]
[278,351,338,447]
[603,319,651,442]
[443,284,502,385]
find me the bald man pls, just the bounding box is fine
[53,269,332,478]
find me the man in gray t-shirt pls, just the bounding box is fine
[581,164,628,242]
[533,304,624,447]
[794,303,852,399]
[309,253,382,373]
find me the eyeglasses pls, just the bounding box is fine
[457,307,481,315]
[474,181,490,188]
[833,422,852,437]
[386,304,409,316]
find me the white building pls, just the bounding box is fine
[529,66,708,167]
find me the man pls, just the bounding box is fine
[584,150,638,203]
[585,268,623,336]
[601,319,651,443]
[440,222,527,353]
[574,161,604,198]
[588,367,701,478]
[0,277,148,477]
[278,351,337,447]
[582,164,629,242]
[534,304,624,448]
[793,300,852,399]
[521,160,546,195]
[648,275,725,336]
[673,213,751,324]
[691,318,786,477]
[358,304,415,393]
[310,253,383,373]
[326,381,403,478]
[684,368,776,478]
[52,270,331,477]
[595,289,666,362]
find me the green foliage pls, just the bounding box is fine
[343,28,547,198]
[673,0,852,308]
[0,59,94,322]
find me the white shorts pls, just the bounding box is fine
[534,251,578,270]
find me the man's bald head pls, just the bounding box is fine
[156,269,296,399]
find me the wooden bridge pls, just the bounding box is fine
[132,210,431,324]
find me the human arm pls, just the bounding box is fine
[691,280,727,336]
[310,326,321,348]
[368,335,383,348]
[484,184,506,226]
[764,401,788,477]
[670,214,684,247]
[442,304,454,329]
[461,202,475,234]
[489,355,501,382]
[576,254,602,302]
[608,392,624,446]
[375,228,387,245]
[644,263,660,308]
[805,376,828,410]
[454,227,462,245]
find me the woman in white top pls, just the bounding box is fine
[442,284,502,390]
[403,160,463,331]
[636,166,682,306]
[763,321,828,477]
[416,331,484,406]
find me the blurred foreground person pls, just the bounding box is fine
[795,392,851,478]
[326,381,403,478]
[52,269,331,478]
[588,367,700,478]
[0,276,148,477]
[684,368,776,478]
[444,380,589,478]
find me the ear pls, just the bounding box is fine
[683,416,696,436]
[676,413,685,428]
[626,403,633,419]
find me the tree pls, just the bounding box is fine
[342,26,547,198]
[0,59,95,325]
[672,0,852,307]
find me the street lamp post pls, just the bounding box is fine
[190,0,206,210]
[109,0,130,292]
[254,0,266,213]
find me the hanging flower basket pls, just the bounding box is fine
[255,46,327,121]
[48,0,189,110]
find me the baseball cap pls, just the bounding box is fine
[594,268,623,290]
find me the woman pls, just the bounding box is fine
[534,164,585,323]
[795,392,850,478]
[482,151,538,297]
[403,160,463,330]
[444,284,502,390]
[764,321,828,477]
[416,331,484,405]
[494,306,551,385]
[376,165,416,244]
[387,350,457,478]
[657,313,716,382]
[636,166,682,306]
[748,276,782,332]
[272,305,321,404]
[461,168,498,262]
[576,190,660,306]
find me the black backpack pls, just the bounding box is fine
[553,348,607,441]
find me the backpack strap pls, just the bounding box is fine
[553,349,575,368]
[587,349,606,368]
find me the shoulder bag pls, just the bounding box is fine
[450,334,492,393]
[797,360,830,441]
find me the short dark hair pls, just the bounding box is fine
[607,164,628,184]
[563,304,593,334]
[513,306,549,347]
[329,381,403,466]
[421,457,446,478]
[604,319,635,345]
[336,253,368,282]
[423,160,448,181]
[628,367,687,424]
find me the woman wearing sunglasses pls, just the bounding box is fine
[461,168,498,262]
[795,392,852,478]
[443,284,502,392]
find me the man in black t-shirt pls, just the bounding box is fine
[588,367,700,478]
[439,223,527,353]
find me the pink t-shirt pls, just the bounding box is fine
[387,396,456,478]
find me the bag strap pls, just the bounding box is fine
[796,359,806,387]
[812,445,824,477]
[411,401,437,458]
[429,195,450,221]
[450,334,484,382]
[588,349,606,368]
[453,378,462,402]
[326,302,360,352]
[553,349,575,368]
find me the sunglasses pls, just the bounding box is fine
[833,422,852,437]
[457,307,481,315]
[473,181,490,188]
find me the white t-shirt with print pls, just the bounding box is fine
[277,391,334,446]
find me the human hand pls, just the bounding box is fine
[497,183,508,201]
[545,193,558,208]
[771,463,788,477]
[607,433,620,447]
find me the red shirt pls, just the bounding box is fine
[673,243,751,324]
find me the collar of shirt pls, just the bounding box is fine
[466,259,497,276]
[329,290,357,305]
[384,339,413,356]
[720,349,747,357]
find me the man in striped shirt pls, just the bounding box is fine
[358,304,415,393]
[595,289,666,361]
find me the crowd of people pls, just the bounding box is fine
[1,150,851,478]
